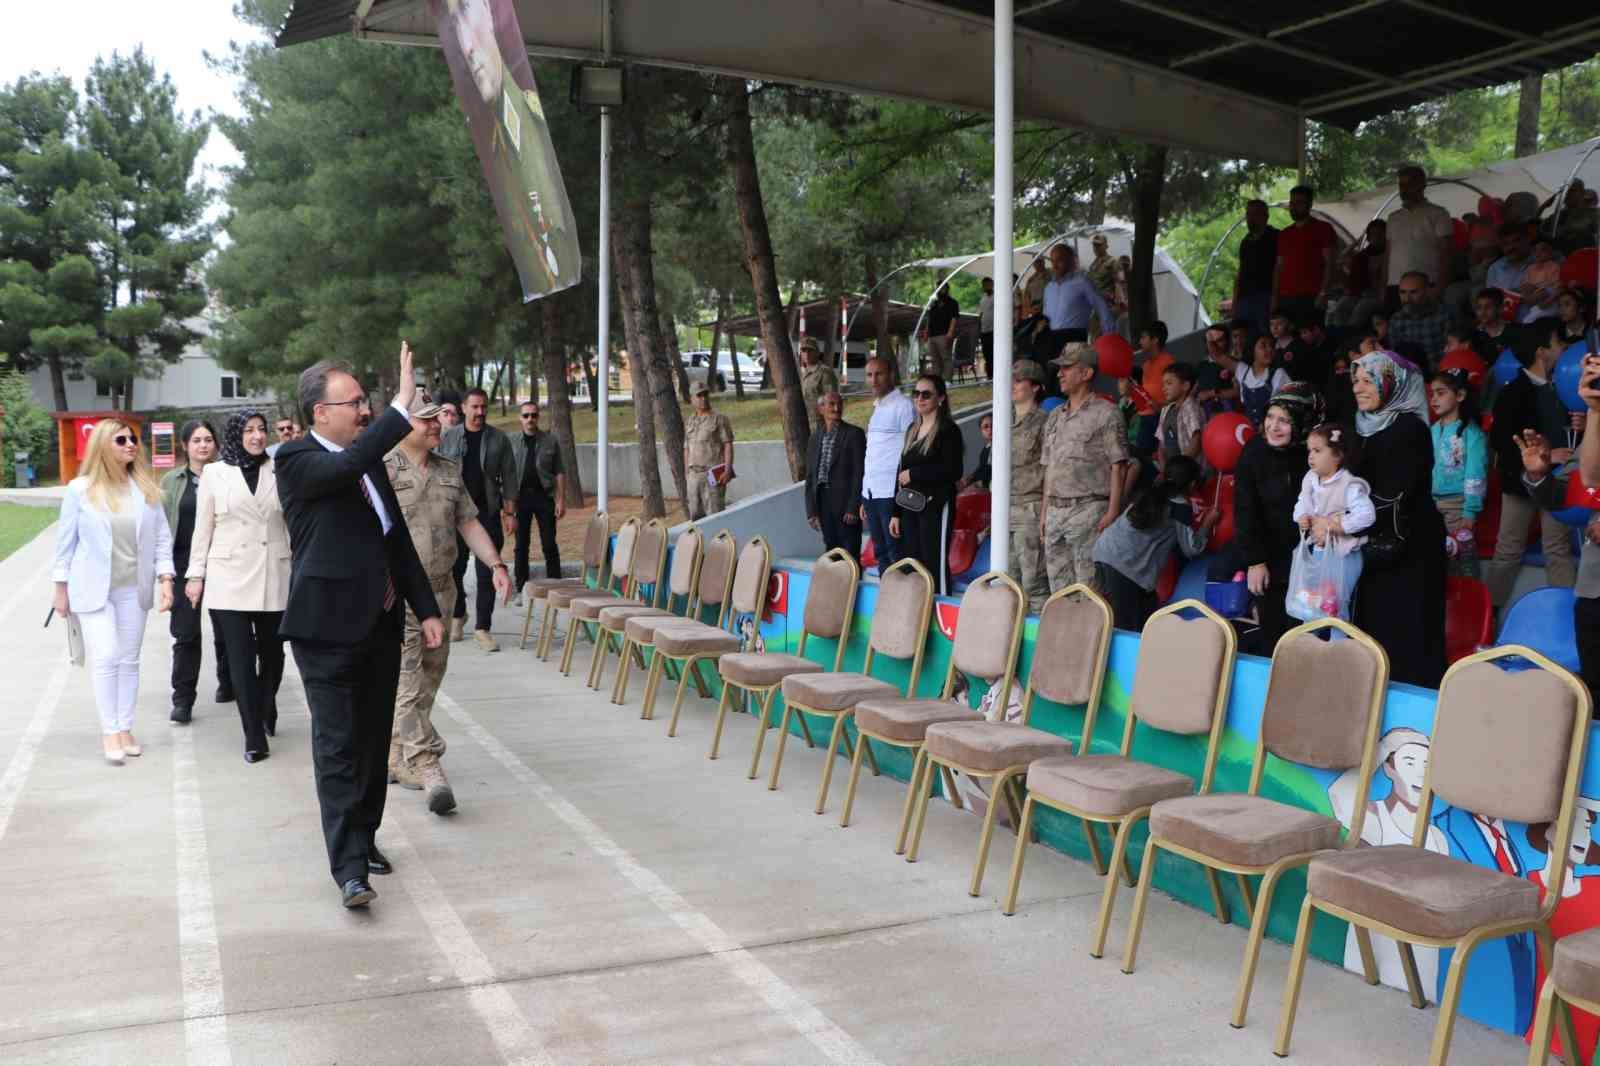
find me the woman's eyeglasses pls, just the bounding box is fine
[912,389,937,400]
[112,434,138,447]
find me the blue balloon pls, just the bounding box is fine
[1490,348,1521,389]
[1040,396,1064,412]
[1555,341,1593,413]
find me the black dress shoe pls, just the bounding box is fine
[170,706,192,725]
[215,686,235,704]
[244,750,270,764]
[341,878,377,908]
[264,716,277,738]
[368,845,393,876]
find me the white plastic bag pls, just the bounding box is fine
[1285,534,1361,623]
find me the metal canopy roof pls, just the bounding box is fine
[276,0,1600,166]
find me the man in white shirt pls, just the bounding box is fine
[978,276,995,379]
[1384,164,1454,305]
[856,356,915,575]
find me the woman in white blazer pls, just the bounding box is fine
[186,410,290,762]
[51,419,176,765]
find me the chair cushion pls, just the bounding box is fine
[597,603,668,628]
[572,594,632,620]
[1553,928,1600,1005]
[548,585,611,609]
[653,622,741,657]
[528,578,584,600]
[720,652,823,689]
[1149,793,1343,868]
[782,673,900,713]
[853,697,982,742]
[1308,846,1540,940]
[1025,755,1194,818]
[625,613,701,644]
[923,721,1072,773]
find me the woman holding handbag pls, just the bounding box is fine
[889,374,964,593]
[160,420,230,724]
[1350,351,1447,687]
[185,410,290,762]
[51,419,176,765]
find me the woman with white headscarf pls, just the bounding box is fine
[1350,352,1448,687]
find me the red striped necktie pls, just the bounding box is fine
[358,475,398,611]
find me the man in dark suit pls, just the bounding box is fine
[275,342,444,909]
[804,390,867,561]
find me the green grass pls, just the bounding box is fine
[489,382,995,443]
[0,503,58,563]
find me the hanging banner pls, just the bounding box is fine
[430,0,581,302]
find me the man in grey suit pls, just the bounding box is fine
[804,390,867,561]
[438,387,517,651]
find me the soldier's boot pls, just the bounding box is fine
[449,618,465,642]
[389,745,423,790]
[416,757,457,815]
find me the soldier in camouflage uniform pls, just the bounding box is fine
[384,395,512,814]
[1007,360,1051,614]
[799,337,839,431]
[683,382,735,519]
[1040,344,1131,592]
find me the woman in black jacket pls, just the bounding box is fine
[1233,382,1321,648]
[890,374,965,593]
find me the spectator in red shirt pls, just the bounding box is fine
[1273,184,1340,326]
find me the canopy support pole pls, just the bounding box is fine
[596,109,611,512]
[991,0,1014,582]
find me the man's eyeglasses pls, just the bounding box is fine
[520,411,540,419]
[912,389,937,400]
[318,396,370,411]
[112,434,138,447]
[275,423,293,433]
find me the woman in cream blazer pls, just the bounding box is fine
[185,410,289,761]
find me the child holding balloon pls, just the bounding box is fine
[1428,367,1488,577]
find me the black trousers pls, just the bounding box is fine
[210,609,284,753]
[169,551,228,711]
[1096,563,1157,633]
[1576,595,1600,710]
[453,513,505,630]
[818,501,862,561]
[292,608,403,887]
[899,496,952,595]
[514,489,561,588]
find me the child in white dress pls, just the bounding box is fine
[1289,423,1375,621]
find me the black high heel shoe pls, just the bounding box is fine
[244,749,270,764]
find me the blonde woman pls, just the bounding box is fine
[186,409,290,763]
[52,420,176,764]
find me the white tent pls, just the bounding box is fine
[915,222,1210,335]
[1315,136,1600,240]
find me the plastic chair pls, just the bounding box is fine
[1497,586,1580,674]
[1443,576,1492,665]
[1560,247,1598,292]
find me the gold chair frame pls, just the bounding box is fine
[518,511,608,651]
[770,557,935,818]
[707,548,863,770]
[554,517,640,675]
[1276,644,1592,1065]
[894,572,1032,892]
[584,518,673,691]
[1527,943,1597,1066]
[614,528,734,708]
[1002,598,1236,960]
[639,535,772,739]
[1121,616,1389,1032]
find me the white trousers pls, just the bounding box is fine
[79,585,148,734]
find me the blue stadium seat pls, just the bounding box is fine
[1496,586,1580,673]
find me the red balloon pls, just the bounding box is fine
[1094,334,1134,379]
[1566,471,1600,510]
[1188,475,1236,551]
[1438,348,1488,390]
[1202,413,1255,474]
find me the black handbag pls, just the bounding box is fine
[1362,491,1410,568]
[895,486,928,513]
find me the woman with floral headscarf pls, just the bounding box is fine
[1233,381,1323,646]
[1351,351,1447,687]
[185,409,290,761]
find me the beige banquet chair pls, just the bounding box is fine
[910,584,1113,896]
[637,536,772,736]
[708,549,861,764]
[571,517,667,684]
[769,558,935,818]
[1528,924,1600,1066]
[1121,617,1389,1031]
[546,516,639,673]
[614,529,737,708]
[1277,646,1591,1066]
[1002,599,1236,963]
[586,522,696,692]
[518,511,607,650]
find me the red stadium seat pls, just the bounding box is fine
[1155,554,1179,604]
[1475,468,1502,559]
[947,528,979,578]
[1445,576,1492,664]
[861,536,877,570]
[954,491,991,532]
[1561,247,1598,292]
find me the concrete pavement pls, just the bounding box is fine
[0,522,1532,1065]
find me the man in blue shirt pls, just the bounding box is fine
[1041,244,1115,347]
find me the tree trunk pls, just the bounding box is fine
[122,376,134,413]
[538,303,585,507]
[722,77,809,478]
[725,294,746,401]
[706,293,723,394]
[581,348,599,411]
[1089,176,1109,227]
[1515,74,1543,158]
[47,353,67,412]
[611,232,666,519]
[1127,144,1169,337]
[612,201,689,509]
[663,310,691,402]
[827,288,844,372]
[866,253,891,374]
[506,352,516,414]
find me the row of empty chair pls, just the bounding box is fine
[515,514,1594,1066]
